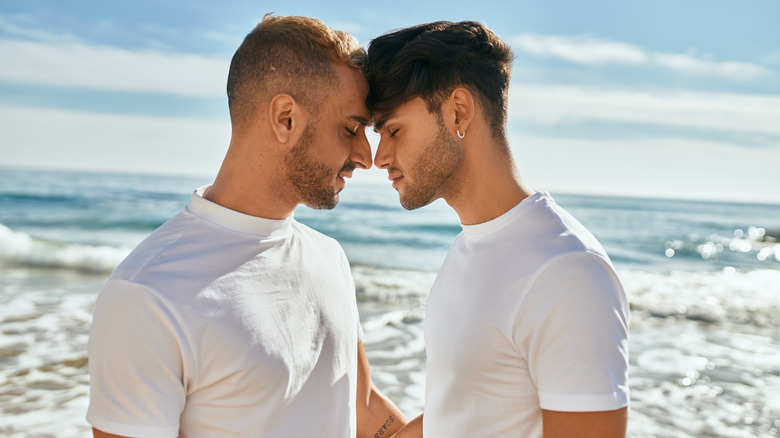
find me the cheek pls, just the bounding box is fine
[398,138,427,165]
[323,133,350,159]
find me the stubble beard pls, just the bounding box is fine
[284,125,341,210]
[399,116,463,210]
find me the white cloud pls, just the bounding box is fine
[0,38,228,97]
[0,14,79,43]
[652,53,767,81]
[0,104,229,176]
[509,85,780,135]
[511,34,769,81]
[512,134,780,203]
[513,34,648,65]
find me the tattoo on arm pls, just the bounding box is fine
[374,415,395,438]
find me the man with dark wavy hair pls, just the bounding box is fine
[365,21,630,437]
[87,14,411,438]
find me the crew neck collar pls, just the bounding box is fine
[460,191,548,236]
[187,186,294,238]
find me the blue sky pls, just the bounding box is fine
[1,0,779,203]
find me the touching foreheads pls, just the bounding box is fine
[227,14,367,130]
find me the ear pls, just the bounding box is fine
[448,87,474,138]
[269,94,306,144]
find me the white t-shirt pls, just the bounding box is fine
[424,192,630,438]
[87,187,362,438]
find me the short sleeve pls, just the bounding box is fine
[87,280,187,438]
[514,252,630,412]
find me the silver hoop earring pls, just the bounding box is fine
[457,129,465,139]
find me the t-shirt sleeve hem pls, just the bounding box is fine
[87,413,179,438]
[539,390,629,412]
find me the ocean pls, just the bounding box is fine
[0,167,779,437]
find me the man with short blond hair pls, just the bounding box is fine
[88,14,409,438]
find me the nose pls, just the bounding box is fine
[350,130,373,169]
[373,136,392,170]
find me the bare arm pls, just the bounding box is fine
[356,341,411,438]
[542,407,627,438]
[92,428,129,438]
[389,413,423,438]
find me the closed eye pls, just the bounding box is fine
[346,123,362,137]
[389,129,399,137]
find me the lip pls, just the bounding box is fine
[336,170,352,189]
[388,173,404,188]
[338,161,356,181]
[335,174,346,190]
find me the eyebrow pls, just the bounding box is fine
[372,111,396,132]
[349,115,370,126]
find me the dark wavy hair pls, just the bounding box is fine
[364,21,514,136]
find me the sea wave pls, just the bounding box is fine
[0,192,78,205]
[353,265,434,305]
[0,223,130,273]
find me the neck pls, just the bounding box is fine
[204,138,297,220]
[444,135,533,226]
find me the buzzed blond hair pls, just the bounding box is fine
[227,14,366,130]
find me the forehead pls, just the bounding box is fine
[327,64,369,119]
[372,97,430,131]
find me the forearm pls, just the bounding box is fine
[389,414,422,438]
[356,386,408,438]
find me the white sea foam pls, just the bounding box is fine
[0,223,130,273]
[352,265,431,416]
[0,223,34,258]
[623,268,780,328]
[1,262,778,436]
[0,267,102,437]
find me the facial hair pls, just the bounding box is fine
[399,115,463,210]
[284,125,344,210]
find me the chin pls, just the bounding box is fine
[399,187,438,211]
[304,194,339,210]
[399,197,429,211]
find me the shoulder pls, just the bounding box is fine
[470,194,610,274]
[109,210,199,281]
[90,279,191,368]
[93,280,177,323]
[534,250,621,294]
[512,245,626,328]
[521,194,611,264]
[514,250,628,347]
